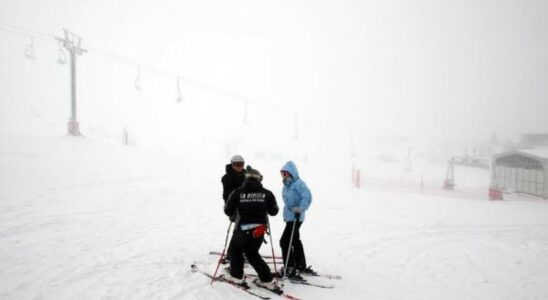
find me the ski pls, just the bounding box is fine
[299,272,342,280]
[288,279,335,289]
[211,250,341,280]
[190,264,271,299]
[209,250,282,260]
[267,265,342,280]
[251,279,302,300]
[247,273,335,289]
[266,267,342,280]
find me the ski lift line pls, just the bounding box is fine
[0,22,265,106]
[0,22,56,44]
[0,22,337,129]
[84,45,293,114]
[0,21,295,115]
[85,47,250,95]
[84,45,225,89]
[0,26,292,116]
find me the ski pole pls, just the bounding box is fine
[266,216,279,287]
[211,220,233,285]
[282,213,299,279]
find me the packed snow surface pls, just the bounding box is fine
[1,135,548,300]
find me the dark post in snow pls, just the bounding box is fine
[55,29,86,136]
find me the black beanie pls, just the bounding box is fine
[245,168,263,182]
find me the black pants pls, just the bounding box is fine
[279,221,306,271]
[227,229,273,282]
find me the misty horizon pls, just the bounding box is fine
[1,0,547,148]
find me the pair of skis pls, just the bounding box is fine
[244,273,335,289]
[191,264,301,300]
[208,251,342,280]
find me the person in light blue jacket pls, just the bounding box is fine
[279,161,316,279]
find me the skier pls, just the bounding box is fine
[222,168,280,291]
[221,154,247,205]
[219,155,247,264]
[279,161,315,279]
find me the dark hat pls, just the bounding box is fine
[245,167,263,182]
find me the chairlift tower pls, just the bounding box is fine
[55,29,86,136]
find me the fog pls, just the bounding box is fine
[1,0,547,155]
[2,2,548,299]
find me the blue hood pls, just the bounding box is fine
[280,161,312,222]
[281,161,299,180]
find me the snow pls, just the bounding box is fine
[1,2,548,298]
[2,133,548,300]
[518,148,548,162]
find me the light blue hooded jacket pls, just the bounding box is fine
[281,161,312,222]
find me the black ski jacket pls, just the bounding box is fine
[221,164,246,202]
[224,180,279,227]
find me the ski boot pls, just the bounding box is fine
[220,271,249,288]
[300,265,318,276]
[253,278,283,295]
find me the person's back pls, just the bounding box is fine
[225,176,278,226]
[222,168,280,291]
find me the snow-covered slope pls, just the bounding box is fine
[1,18,548,299]
[1,134,548,300]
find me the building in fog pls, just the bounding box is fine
[521,133,548,147]
[492,149,548,199]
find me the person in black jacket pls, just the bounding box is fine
[221,155,246,204]
[220,155,246,264]
[222,168,280,291]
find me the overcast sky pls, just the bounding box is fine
[1,0,546,144]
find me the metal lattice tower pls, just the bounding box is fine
[55,29,86,136]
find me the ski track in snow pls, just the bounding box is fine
[1,136,548,299]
